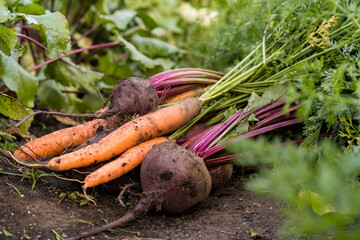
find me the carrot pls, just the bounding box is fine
[13,116,121,160]
[162,87,206,104]
[83,137,169,189]
[46,97,202,171]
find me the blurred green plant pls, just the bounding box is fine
[0,0,186,123]
[228,138,360,240]
[177,0,284,71]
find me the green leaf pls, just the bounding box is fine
[118,36,156,68]
[18,12,71,58]
[153,58,175,70]
[100,9,137,30]
[0,51,38,108]
[2,229,13,237]
[245,84,287,112]
[37,80,69,111]
[260,84,288,103]
[68,192,77,200]
[223,106,238,120]
[131,35,181,58]
[0,25,16,56]
[0,0,10,23]
[236,120,250,135]
[45,59,104,93]
[298,189,337,216]
[79,200,89,206]
[59,192,67,198]
[17,3,45,15]
[51,230,64,240]
[137,12,158,30]
[66,92,103,114]
[249,229,262,238]
[97,54,132,85]
[0,130,16,152]
[0,93,33,133]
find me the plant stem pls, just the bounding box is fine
[28,42,122,73]
[200,43,262,100]
[15,110,108,127]
[153,78,217,89]
[16,33,47,50]
[65,0,73,18]
[71,24,101,46]
[68,0,80,26]
[202,119,303,159]
[50,0,55,12]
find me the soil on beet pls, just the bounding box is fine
[0,115,286,240]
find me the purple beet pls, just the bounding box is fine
[107,77,159,117]
[67,141,212,240]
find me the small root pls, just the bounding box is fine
[51,173,84,183]
[15,110,111,127]
[0,148,47,169]
[117,183,140,207]
[82,188,96,206]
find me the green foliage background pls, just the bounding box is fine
[0,0,275,114]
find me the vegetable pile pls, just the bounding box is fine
[2,0,360,239]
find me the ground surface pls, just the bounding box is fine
[0,116,285,240]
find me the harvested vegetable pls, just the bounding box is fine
[163,87,206,104]
[67,141,211,240]
[107,77,159,116]
[13,117,121,160]
[12,97,201,171]
[208,163,233,190]
[83,137,169,189]
[140,141,212,214]
[13,77,159,160]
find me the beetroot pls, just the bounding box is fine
[140,141,212,214]
[107,77,159,116]
[67,141,212,240]
[208,163,233,190]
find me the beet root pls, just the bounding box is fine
[140,141,212,214]
[107,77,159,116]
[208,163,233,190]
[66,141,211,240]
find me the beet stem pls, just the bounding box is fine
[202,119,303,158]
[153,78,217,89]
[28,42,122,73]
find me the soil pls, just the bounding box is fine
[0,115,286,240]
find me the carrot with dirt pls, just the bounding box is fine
[83,137,169,189]
[25,97,201,171]
[162,87,206,104]
[13,117,121,160]
[13,77,159,161]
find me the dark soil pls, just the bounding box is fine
[0,115,285,240]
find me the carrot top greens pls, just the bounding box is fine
[172,0,360,147]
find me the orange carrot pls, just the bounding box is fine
[163,87,205,104]
[83,137,169,189]
[14,116,121,160]
[46,97,202,171]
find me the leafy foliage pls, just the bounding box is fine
[0,50,38,107]
[0,92,33,133]
[228,138,360,240]
[0,0,187,114]
[0,24,16,56]
[177,0,285,71]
